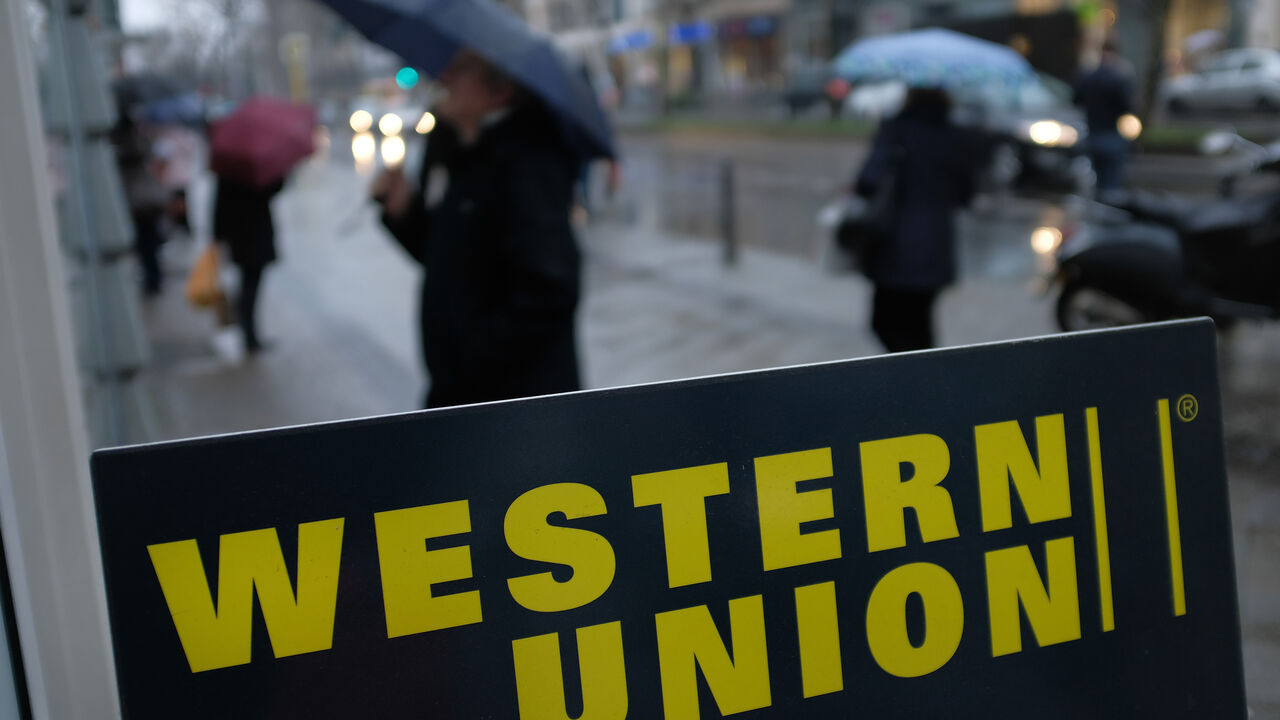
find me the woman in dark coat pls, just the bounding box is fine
[856,87,975,352]
[374,51,581,408]
[213,177,284,354]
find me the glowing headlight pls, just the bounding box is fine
[351,132,376,163]
[1026,120,1078,148]
[1031,226,1063,255]
[349,110,373,133]
[1117,113,1142,140]
[379,112,404,136]
[381,135,406,167]
[416,111,437,134]
[1028,120,1063,146]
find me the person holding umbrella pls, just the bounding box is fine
[855,86,976,353]
[209,98,315,355]
[317,0,615,406]
[833,28,1016,352]
[371,50,584,407]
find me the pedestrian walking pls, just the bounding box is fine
[855,86,975,353]
[213,177,284,355]
[206,97,314,357]
[114,117,170,296]
[372,50,583,408]
[1074,39,1134,196]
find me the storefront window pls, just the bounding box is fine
[717,15,783,93]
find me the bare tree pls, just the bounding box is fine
[126,0,264,97]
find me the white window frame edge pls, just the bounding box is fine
[0,0,120,717]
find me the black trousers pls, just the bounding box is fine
[133,213,164,295]
[237,262,266,351]
[871,286,939,353]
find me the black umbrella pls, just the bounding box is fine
[112,73,190,113]
[313,0,615,160]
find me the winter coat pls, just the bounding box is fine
[213,177,283,269]
[1073,61,1133,137]
[381,104,581,408]
[856,105,975,290]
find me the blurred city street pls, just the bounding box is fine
[10,0,1280,715]
[124,130,1280,716]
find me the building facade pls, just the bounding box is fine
[520,0,1277,113]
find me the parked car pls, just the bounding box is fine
[1160,48,1280,114]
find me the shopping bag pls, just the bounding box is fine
[184,244,223,309]
[818,195,877,275]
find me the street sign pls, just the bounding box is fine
[668,22,713,46]
[91,320,1246,718]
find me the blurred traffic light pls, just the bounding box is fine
[395,67,420,90]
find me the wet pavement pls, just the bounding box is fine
[127,134,1279,717]
[607,131,1261,282]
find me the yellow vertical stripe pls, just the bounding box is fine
[1085,408,1115,632]
[1157,399,1187,616]
[795,582,843,698]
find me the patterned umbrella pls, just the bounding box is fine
[833,28,1035,90]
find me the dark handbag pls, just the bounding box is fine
[868,145,904,238]
[837,145,902,272]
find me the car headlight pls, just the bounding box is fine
[349,110,373,133]
[1025,120,1078,148]
[1031,226,1063,254]
[378,112,404,136]
[1117,113,1141,140]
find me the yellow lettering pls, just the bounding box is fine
[985,537,1082,657]
[755,448,841,571]
[860,434,958,552]
[146,518,345,673]
[374,501,482,638]
[655,596,771,718]
[506,483,616,613]
[795,581,843,698]
[512,621,628,720]
[865,562,963,678]
[975,414,1072,532]
[632,463,729,588]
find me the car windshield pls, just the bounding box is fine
[1197,53,1241,73]
[954,73,1071,113]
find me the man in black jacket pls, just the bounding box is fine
[1074,39,1134,195]
[372,51,582,408]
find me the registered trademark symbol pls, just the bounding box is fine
[1176,395,1198,422]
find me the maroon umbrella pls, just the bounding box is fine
[209,97,316,187]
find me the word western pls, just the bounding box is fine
[146,403,1187,718]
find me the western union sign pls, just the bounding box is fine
[92,319,1245,718]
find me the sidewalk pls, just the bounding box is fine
[132,158,1278,716]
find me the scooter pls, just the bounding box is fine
[1049,131,1280,332]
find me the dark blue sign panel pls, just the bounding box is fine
[609,29,654,53]
[91,320,1246,718]
[719,15,779,39]
[668,21,713,46]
